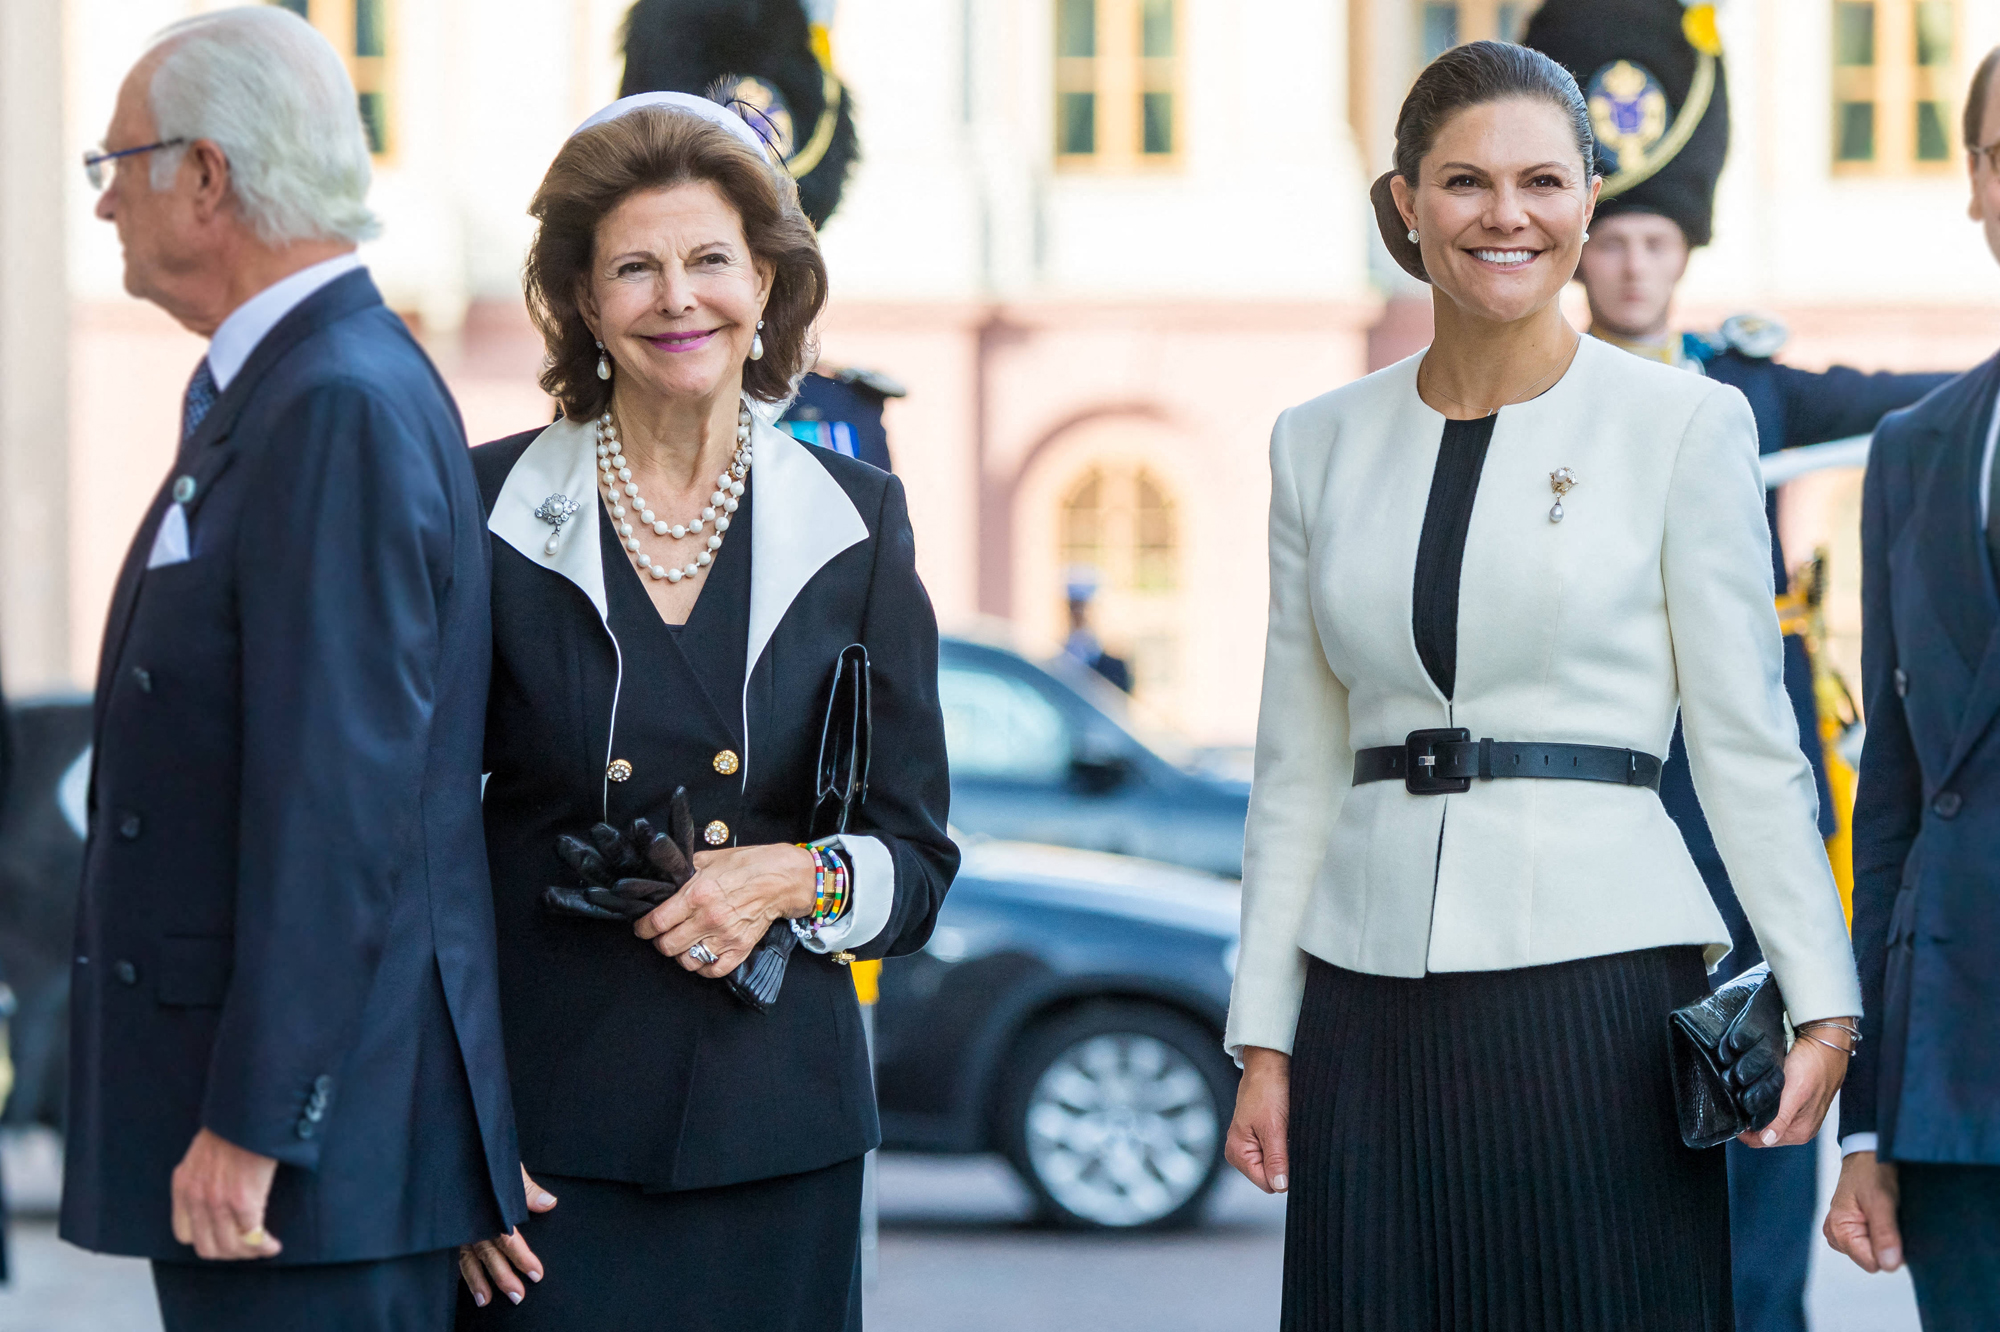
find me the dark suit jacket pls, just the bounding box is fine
[61,271,527,1261]
[1660,352,1951,980]
[473,415,957,1192]
[1846,354,2000,1163]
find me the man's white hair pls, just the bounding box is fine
[146,6,379,245]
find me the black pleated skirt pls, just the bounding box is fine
[1282,946,1731,1332]
[454,1157,864,1332]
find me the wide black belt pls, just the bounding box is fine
[1354,728,1664,795]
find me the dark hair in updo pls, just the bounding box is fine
[1372,40,1597,282]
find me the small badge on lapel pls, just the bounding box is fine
[1549,468,1578,523]
[535,493,579,555]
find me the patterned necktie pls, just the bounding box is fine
[180,358,218,449]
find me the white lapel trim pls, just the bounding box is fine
[489,414,609,621]
[741,420,869,787]
[745,419,869,675]
[491,415,625,817]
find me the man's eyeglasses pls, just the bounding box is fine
[1974,138,2000,177]
[82,139,187,191]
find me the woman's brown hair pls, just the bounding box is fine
[525,106,828,418]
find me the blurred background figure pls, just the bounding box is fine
[1526,2,1954,1329]
[1061,567,1131,693]
[621,0,899,472]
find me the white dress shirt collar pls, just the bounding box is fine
[205,252,364,392]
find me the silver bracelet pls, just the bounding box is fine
[1798,1031,1856,1057]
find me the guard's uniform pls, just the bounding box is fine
[781,365,903,472]
[1524,0,1958,1327]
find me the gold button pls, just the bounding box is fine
[712,749,740,776]
[704,819,730,846]
[607,759,633,782]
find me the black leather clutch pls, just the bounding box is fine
[1667,963,1788,1149]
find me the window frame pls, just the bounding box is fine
[1831,0,1963,177]
[271,0,396,163]
[1418,0,1530,63]
[1053,0,1184,173]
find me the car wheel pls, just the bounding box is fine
[999,1002,1235,1230]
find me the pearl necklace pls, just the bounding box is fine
[596,401,751,584]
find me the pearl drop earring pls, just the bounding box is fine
[595,339,611,381]
[749,320,765,362]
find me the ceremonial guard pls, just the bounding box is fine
[1525,5,1953,1331]
[620,0,900,471]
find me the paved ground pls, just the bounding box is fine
[0,1128,1922,1331]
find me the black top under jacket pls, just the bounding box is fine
[473,423,957,1192]
[1412,414,1499,701]
[62,271,524,1262]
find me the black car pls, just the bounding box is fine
[875,836,1241,1229]
[0,696,92,1130]
[939,637,1250,879]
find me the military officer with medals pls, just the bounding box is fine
[1524,5,1954,1332]
[620,0,900,472]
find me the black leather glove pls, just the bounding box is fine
[541,789,697,922]
[1719,1020,1786,1130]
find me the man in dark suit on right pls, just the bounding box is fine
[1826,44,2000,1330]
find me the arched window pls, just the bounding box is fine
[1061,464,1178,594]
[1058,463,1181,696]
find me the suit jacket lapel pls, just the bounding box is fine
[487,415,607,621]
[739,423,868,785]
[96,269,391,729]
[1921,357,2000,786]
[1912,357,2000,673]
[91,483,176,749]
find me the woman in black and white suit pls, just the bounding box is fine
[1222,44,1862,1329]
[453,93,955,1329]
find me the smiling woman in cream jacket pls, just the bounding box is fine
[1222,41,1861,1332]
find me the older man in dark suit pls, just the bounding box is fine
[61,8,525,1329]
[1825,45,2000,1332]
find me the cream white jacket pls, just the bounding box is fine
[1224,336,1862,1060]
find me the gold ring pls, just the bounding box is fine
[239,1226,268,1247]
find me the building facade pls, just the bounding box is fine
[15,0,2000,742]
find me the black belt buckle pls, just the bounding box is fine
[1404,728,1472,795]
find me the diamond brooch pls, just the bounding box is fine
[535,493,579,555]
[1548,468,1578,523]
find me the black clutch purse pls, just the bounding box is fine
[1667,963,1788,1149]
[810,644,872,841]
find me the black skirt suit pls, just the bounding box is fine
[460,413,956,1329]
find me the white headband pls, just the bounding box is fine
[569,91,772,160]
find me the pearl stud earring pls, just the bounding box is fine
[1407,228,1419,244]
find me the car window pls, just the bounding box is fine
[939,666,1071,781]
